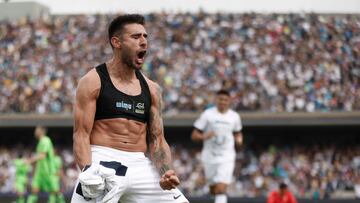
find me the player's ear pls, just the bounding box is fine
[111,36,121,49]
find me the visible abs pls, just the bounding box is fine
[90,118,147,153]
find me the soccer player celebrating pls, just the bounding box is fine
[71,14,188,203]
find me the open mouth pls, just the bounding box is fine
[137,50,147,59]
[135,50,147,65]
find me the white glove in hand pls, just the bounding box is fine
[100,167,123,203]
[79,163,105,199]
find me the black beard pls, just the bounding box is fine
[121,47,138,69]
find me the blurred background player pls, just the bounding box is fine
[26,126,57,203]
[191,89,243,203]
[267,182,297,203]
[14,153,31,203]
[52,150,65,203]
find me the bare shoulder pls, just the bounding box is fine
[76,68,100,98]
[78,68,100,85]
[141,73,161,100]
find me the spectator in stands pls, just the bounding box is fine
[267,182,297,203]
[0,13,359,114]
[1,143,360,199]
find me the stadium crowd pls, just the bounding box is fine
[0,144,359,199]
[1,12,360,114]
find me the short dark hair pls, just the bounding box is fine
[108,14,145,48]
[216,89,230,96]
[18,152,24,158]
[279,182,288,190]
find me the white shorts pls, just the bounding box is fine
[71,145,188,203]
[203,161,235,185]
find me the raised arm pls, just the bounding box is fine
[73,70,100,170]
[147,82,179,190]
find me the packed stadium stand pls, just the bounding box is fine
[0,133,360,201]
[1,12,359,114]
[1,2,360,203]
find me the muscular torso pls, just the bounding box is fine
[89,64,150,153]
[90,118,147,152]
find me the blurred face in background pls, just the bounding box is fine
[279,183,288,196]
[279,187,287,196]
[215,93,231,113]
[112,23,148,70]
[34,126,45,139]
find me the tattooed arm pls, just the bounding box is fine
[147,81,179,190]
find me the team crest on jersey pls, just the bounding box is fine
[135,103,145,114]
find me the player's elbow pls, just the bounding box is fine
[190,131,196,141]
[191,131,201,142]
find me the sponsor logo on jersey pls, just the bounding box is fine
[135,103,145,114]
[116,101,132,110]
[215,120,230,125]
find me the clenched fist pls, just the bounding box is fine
[159,170,180,190]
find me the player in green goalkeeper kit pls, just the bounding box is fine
[26,126,58,203]
[14,154,31,203]
[52,152,65,203]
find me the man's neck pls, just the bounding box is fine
[107,57,136,82]
[217,108,228,114]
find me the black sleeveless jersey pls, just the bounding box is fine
[94,63,151,123]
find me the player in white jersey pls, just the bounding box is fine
[191,89,243,203]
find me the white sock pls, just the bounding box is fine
[214,194,227,203]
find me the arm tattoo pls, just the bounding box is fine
[149,85,172,175]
